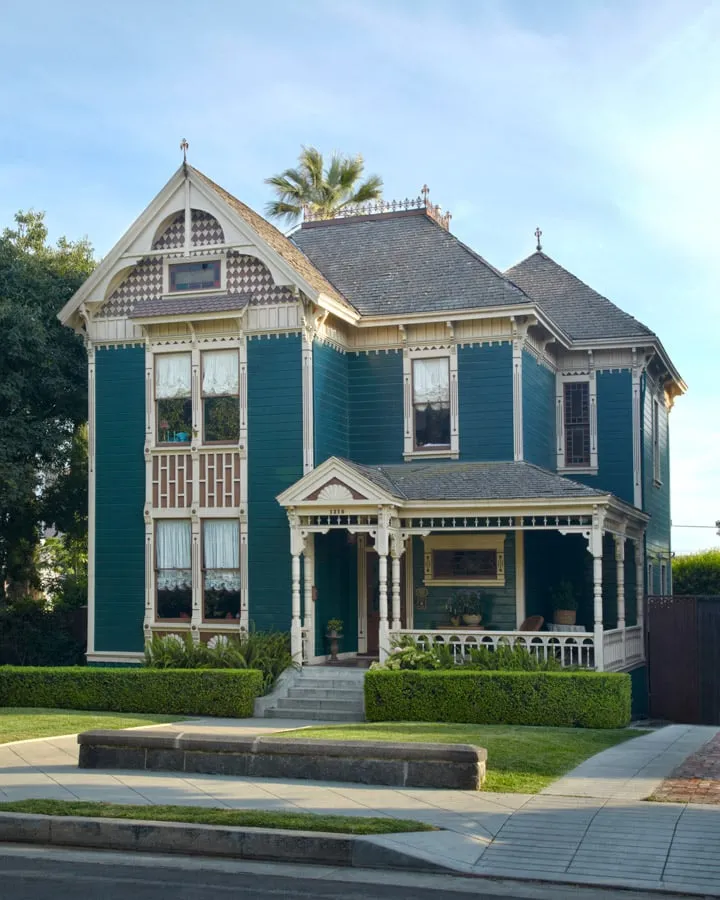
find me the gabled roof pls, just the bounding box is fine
[291,210,531,316]
[505,251,655,342]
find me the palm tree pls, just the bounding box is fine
[265,146,383,223]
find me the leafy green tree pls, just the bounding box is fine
[672,549,720,595]
[0,210,94,601]
[265,146,383,223]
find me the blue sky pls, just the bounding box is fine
[1,0,717,552]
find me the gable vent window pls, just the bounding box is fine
[563,381,590,466]
[169,260,221,292]
[413,357,450,449]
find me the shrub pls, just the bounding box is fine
[0,600,85,666]
[0,667,263,717]
[143,629,293,694]
[364,669,631,729]
[672,549,720,595]
[384,637,561,671]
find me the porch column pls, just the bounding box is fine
[614,534,626,630]
[588,515,605,671]
[376,508,391,663]
[303,533,315,664]
[289,516,305,664]
[390,532,406,632]
[634,539,645,634]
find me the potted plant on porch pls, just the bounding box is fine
[445,596,463,627]
[326,618,344,661]
[550,581,578,626]
[461,592,483,627]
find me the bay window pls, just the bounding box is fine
[413,357,450,449]
[203,519,241,620]
[156,353,192,444]
[202,350,240,443]
[156,520,192,619]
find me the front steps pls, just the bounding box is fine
[263,666,366,722]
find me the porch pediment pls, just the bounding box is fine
[276,457,402,508]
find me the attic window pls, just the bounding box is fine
[168,260,221,293]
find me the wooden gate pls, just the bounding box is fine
[647,595,720,724]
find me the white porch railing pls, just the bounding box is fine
[602,628,625,672]
[624,625,644,665]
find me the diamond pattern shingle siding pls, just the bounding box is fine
[341,459,606,501]
[291,212,531,316]
[505,251,655,341]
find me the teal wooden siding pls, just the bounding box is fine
[642,374,671,575]
[574,370,634,504]
[313,341,349,464]
[247,334,303,631]
[411,532,517,630]
[348,351,403,464]
[313,532,358,656]
[522,350,555,469]
[458,343,513,461]
[95,346,146,652]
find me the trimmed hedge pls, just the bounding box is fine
[0,667,263,718]
[365,669,631,729]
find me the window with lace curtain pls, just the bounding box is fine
[203,519,241,620]
[202,350,240,443]
[156,520,192,620]
[413,357,450,449]
[156,353,192,444]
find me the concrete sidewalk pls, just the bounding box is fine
[1,719,719,894]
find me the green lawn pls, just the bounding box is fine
[0,799,434,836]
[0,708,180,744]
[279,723,644,793]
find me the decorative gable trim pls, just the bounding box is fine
[276,457,401,507]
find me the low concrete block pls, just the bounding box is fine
[0,813,51,845]
[77,729,487,790]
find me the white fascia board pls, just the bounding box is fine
[400,495,611,514]
[276,456,400,507]
[572,336,686,393]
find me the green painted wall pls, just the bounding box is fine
[313,531,358,656]
[524,531,593,628]
[313,341,349,464]
[94,346,146,652]
[247,334,303,631]
[348,351,403,464]
[574,370,634,504]
[522,350,555,470]
[458,343,513,461]
[411,532,517,630]
[642,374,671,577]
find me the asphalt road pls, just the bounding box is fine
[0,846,688,900]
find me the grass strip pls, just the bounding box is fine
[0,708,180,744]
[0,799,435,835]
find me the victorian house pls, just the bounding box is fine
[59,162,684,675]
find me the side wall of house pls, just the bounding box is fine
[247,334,303,630]
[348,350,404,464]
[94,346,146,652]
[313,341,349,464]
[458,343,514,461]
[642,374,671,591]
[522,350,555,469]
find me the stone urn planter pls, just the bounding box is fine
[326,619,343,661]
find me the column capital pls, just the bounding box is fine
[390,531,407,560]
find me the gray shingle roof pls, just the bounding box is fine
[291,211,531,316]
[129,293,251,318]
[341,459,606,502]
[505,251,655,342]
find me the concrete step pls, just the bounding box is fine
[299,668,367,680]
[264,707,365,722]
[296,678,365,691]
[287,687,363,701]
[276,697,365,713]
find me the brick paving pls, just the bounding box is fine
[653,732,720,804]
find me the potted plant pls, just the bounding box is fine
[445,596,463,627]
[461,592,483,627]
[326,618,343,661]
[550,580,578,626]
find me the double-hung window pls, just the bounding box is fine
[557,374,597,472]
[156,520,192,620]
[156,353,192,444]
[203,519,241,620]
[202,350,240,443]
[413,357,450,450]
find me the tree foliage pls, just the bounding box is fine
[672,549,720,595]
[265,146,383,223]
[0,210,94,601]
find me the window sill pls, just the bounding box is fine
[558,466,598,476]
[404,449,458,461]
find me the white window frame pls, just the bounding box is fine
[556,372,598,474]
[652,397,662,486]
[403,346,459,460]
[201,348,241,446]
[422,534,506,587]
[163,257,225,297]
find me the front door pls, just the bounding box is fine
[365,550,406,656]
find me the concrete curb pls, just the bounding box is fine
[0,813,455,873]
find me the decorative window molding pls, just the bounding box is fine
[556,372,598,474]
[422,534,506,587]
[201,349,240,445]
[163,257,225,296]
[403,345,459,460]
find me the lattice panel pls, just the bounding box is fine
[153,213,185,250]
[226,252,295,305]
[152,453,193,508]
[98,257,163,318]
[192,210,224,246]
[199,451,241,507]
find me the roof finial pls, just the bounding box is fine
[534,226,543,252]
[180,138,189,164]
[421,184,430,205]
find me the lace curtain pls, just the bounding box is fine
[202,350,239,397]
[156,353,191,399]
[204,520,239,569]
[413,358,449,409]
[156,520,191,569]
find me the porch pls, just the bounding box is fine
[277,458,649,673]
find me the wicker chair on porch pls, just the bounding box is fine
[518,615,544,632]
